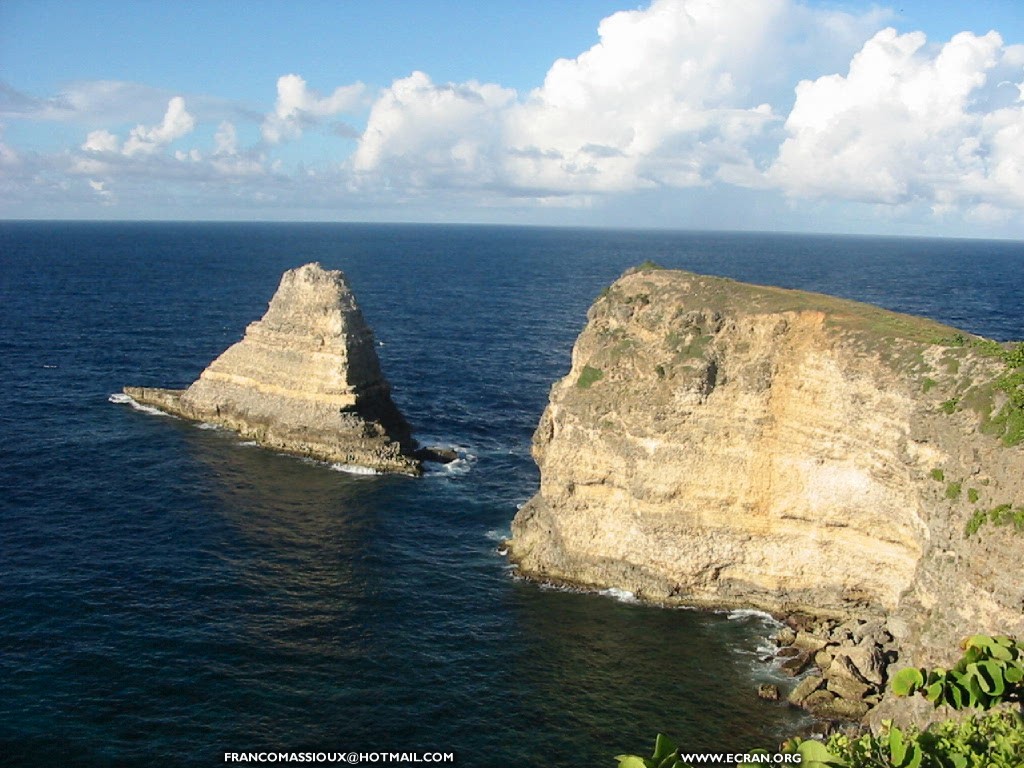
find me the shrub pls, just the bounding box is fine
[577,365,604,389]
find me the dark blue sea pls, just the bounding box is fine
[2,222,1023,767]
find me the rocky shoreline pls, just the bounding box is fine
[502,560,897,726]
[765,613,898,724]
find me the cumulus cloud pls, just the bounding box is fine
[261,74,365,143]
[351,0,888,196]
[5,0,1024,231]
[77,97,197,159]
[122,96,196,156]
[352,71,515,186]
[768,28,1024,216]
[81,129,120,153]
[503,0,792,192]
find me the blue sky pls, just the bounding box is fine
[2,0,1024,238]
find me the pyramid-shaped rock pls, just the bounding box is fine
[125,263,420,474]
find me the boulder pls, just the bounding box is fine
[792,631,829,654]
[787,675,824,705]
[837,645,887,688]
[779,651,812,676]
[757,684,780,701]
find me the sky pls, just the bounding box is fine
[2,0,1024,238]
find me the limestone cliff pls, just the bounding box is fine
[124,262,421,475]
[509,266,1024,708]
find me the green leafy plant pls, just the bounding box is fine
[945,481,962,500]
[616,733,686,768]
[615,734,847,768]
[930,469,945,482]
[967,488,979,504]
[964,504,1024,537]
[617,636,1024,768]
[824,713,1024,768]
[891,634,1024,710]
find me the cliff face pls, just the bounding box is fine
[509,267,1023,680]
[125,262,420,475]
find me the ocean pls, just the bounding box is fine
[2,222,1023,767]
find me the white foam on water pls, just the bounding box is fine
[423,446,478,478]
[329,463,382,476]
[42,364,57,369]
[108,392,174,418]
[195,422,221,430]
[599,587,639,604]
[238,441,258,447]
[529,579,642,605]
[485,528,510,542]
[725,608,778,623]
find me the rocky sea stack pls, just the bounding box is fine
[124,262,424,475]
[508,265,1024,724]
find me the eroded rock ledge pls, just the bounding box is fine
[508,266,1024,723]
[124,263,423,475]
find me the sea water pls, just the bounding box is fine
[2,222,1022,767]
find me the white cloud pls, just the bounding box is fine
[88,178,115,204]
[122,96,196,156]
[214,121,238,155]
[5,0,1024,233]
[350,0,889,197]
[352,71,515,187]
[82,129,120,153]
[503,0,791,192]
[768,28,1024,215]
[261,74,365,143]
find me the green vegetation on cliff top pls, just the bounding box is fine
[609,268,969,344]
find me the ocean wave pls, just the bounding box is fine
[329,463,382,476]
[485,528,510,542]
[108,392,174,418]
[423,445,477,477]
[725,608,779,624]
[524,578,643,606]
[599,587,639,604]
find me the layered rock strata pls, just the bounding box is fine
[125,262,421,475]
[508,266,1024,721]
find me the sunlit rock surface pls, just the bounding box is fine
[125,262,420,475]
